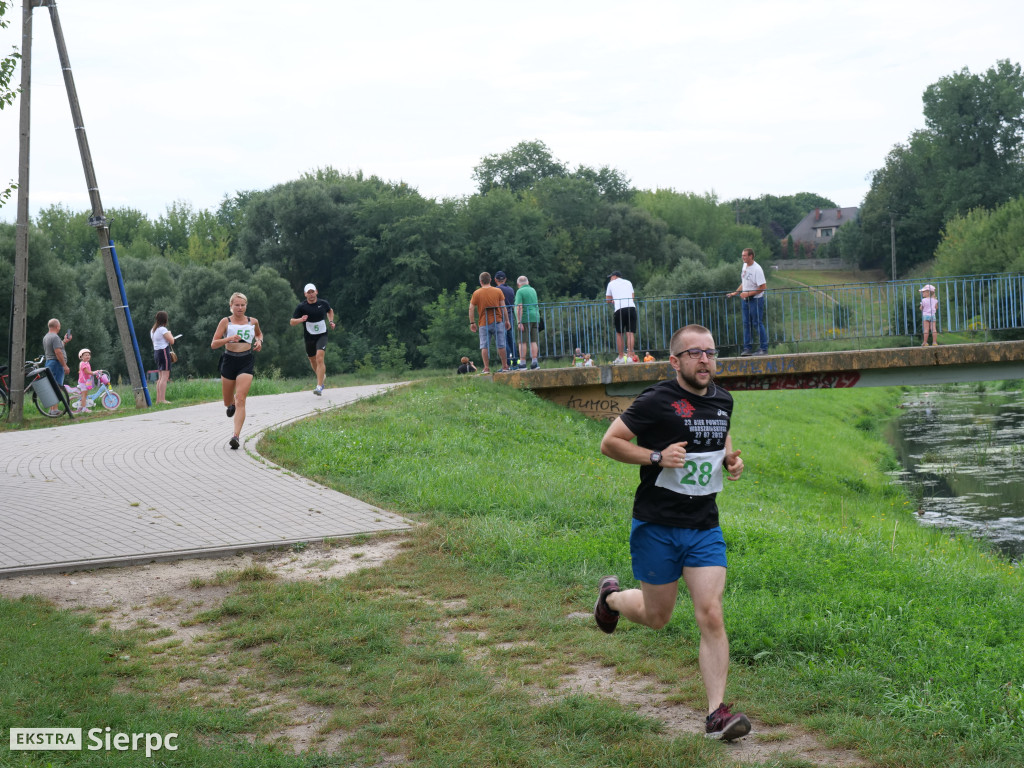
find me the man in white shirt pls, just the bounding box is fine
[605,271,637,363]
[727,249,768,356]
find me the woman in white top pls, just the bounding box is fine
[151,311,175,405]
[211,292,263,450]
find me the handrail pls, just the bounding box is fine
[533,273,1024,359]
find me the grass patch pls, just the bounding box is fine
[3,377,1022,767]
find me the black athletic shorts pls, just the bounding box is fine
[304,333,329,358]
[219,351,255,380]
[614,307,638,333]
[154,348,172,371]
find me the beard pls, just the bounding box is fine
[679,365,714,393]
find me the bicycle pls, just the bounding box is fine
[64,369,121,413]
[0,356,74,419]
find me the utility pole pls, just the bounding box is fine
[10,0,42,424]
[44,2,146,405]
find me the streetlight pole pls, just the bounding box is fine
[889,213,897,281]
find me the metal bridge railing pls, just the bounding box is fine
[535,273,1024,360]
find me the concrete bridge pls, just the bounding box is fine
[494,340,1024,420]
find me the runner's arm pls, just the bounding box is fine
[252,318,264,351]
[211,318,234,349]
[724,432,744,480]
[601,418,688,467]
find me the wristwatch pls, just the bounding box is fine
[649,451,662,467]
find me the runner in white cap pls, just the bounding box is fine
[290,283,335,395]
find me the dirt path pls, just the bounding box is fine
[1,543,868,766]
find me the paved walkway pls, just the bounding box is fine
[0,385,413,578]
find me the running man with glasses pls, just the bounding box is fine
[594,324,751,741]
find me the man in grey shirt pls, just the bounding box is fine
[43,318,72,387]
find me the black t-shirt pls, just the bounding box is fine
[619,378,734,530]
[293,299,332,337]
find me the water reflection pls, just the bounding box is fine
[886,387,1024,562]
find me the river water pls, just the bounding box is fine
[886,387,1024,563]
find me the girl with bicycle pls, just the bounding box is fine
[77,349,95,412]
[211,292,263,450]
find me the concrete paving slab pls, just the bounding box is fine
[0,384,413,577]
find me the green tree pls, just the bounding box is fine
[154,201,233,263]
[215,189,261,250]
[933,195,1024,276]
[462,187,553,287]
[635,188,769,270]
[472,140,568,194]
[858,132,940,274]
[237,169,407,302]
[571,164,634,203]
[728,193,837,259]
[646,257,736,297]
[417,283,474,369]
[860,60,1024,272]
[923,59,1024,216]
[346,187,457,362]
[0,222,88,366]
[36,205,97,264]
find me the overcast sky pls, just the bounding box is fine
[1,0,1022,223]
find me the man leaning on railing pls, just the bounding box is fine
[727,248,768,356]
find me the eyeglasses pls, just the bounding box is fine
[671,348,718,360]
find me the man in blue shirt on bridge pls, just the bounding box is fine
[495,272,521,369]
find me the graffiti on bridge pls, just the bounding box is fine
[725,371,862,391]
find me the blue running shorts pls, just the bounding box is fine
[630,520,727,584]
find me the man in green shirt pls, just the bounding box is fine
[514,275,541,370]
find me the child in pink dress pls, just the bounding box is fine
[919,285,939,346]
[77,349,94,411]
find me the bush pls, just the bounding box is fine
[418,283,475,368]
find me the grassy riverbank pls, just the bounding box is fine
[3,378,1022,767]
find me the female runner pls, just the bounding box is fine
[211,292,263,449]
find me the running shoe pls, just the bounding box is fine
[530,361,539,369]
[594,575,620,634]
[314,385,323,396]
[226,404,236,417]
[229,435,240,450]
[705,703,751,741]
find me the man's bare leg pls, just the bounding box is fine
[683,566,729,712]
[606,581,679,630]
